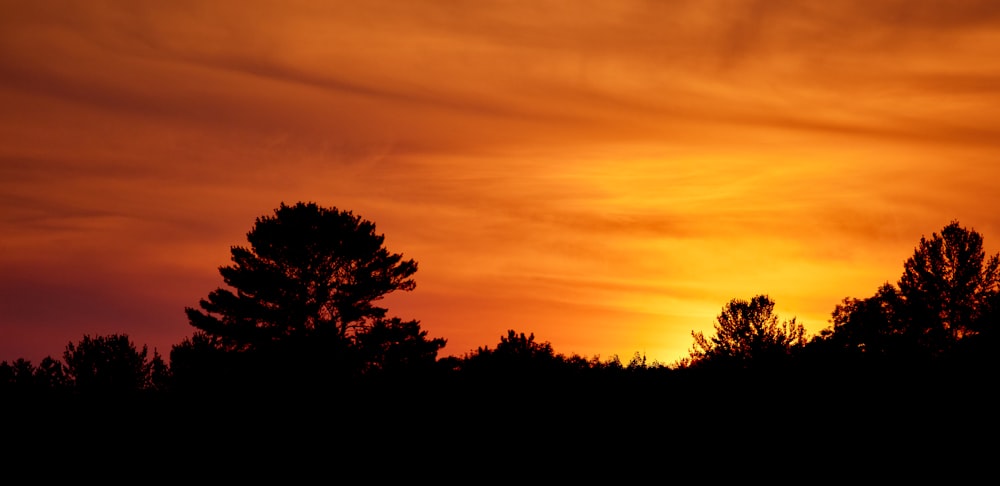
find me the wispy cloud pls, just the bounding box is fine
[3,0,1000,363]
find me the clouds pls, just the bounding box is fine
[6,0,1000,148]
[2,0,1000,363]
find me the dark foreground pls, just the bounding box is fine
[4,365,995,480]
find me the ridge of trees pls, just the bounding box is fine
[0,334,167,394]
[3,209,998,397]
[810,220,1000,365]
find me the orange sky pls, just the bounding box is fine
[3,0,1000,365]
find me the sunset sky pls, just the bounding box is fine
[3,0,1000,365]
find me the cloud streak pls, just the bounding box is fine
[3,0,1000,363]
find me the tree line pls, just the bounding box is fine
[3,202,998,396]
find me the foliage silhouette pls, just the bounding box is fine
[457,330,588,388]
[177,202,443,388]
[1,356,73,394]
[689,294,805,368]
[465,330,563,367]
[0,358,37,392]
[34,356,70,390]
[168,332,242,392]
[815,221,1000,360]
[7,209,999,448]
[186,201,418,351]
[452,330,670,397]
[354,317,446,376]
[815,283,911,360]
[899,220,999,348]
[493,330,555,359]
[63,334,161,393]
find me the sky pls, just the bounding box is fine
[3,0,1000,365]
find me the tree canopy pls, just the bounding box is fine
[898,220,1000,344]
[816,221,1000,358]
[689,295,806,367]
[63,334,165,393]
[185,202,419,352]
[179,202,443,384]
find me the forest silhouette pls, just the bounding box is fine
[4,203,998,459]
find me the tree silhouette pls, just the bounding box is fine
[898,221,999,347]
[0,358,37,392]
[0,358,69,393]
[689,295,805,367]
[0,361,14,389]
[63,334,156,393]
[816,284,908,356]
[354,317,446,375]
[186,202,418,351]
[168,332,239,392]
[492,330,555,359]
[816,221,1000,359]
[461,330,563,377]
[179,202,443,386]
[147,350,171,392]
[34,356,70,390]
